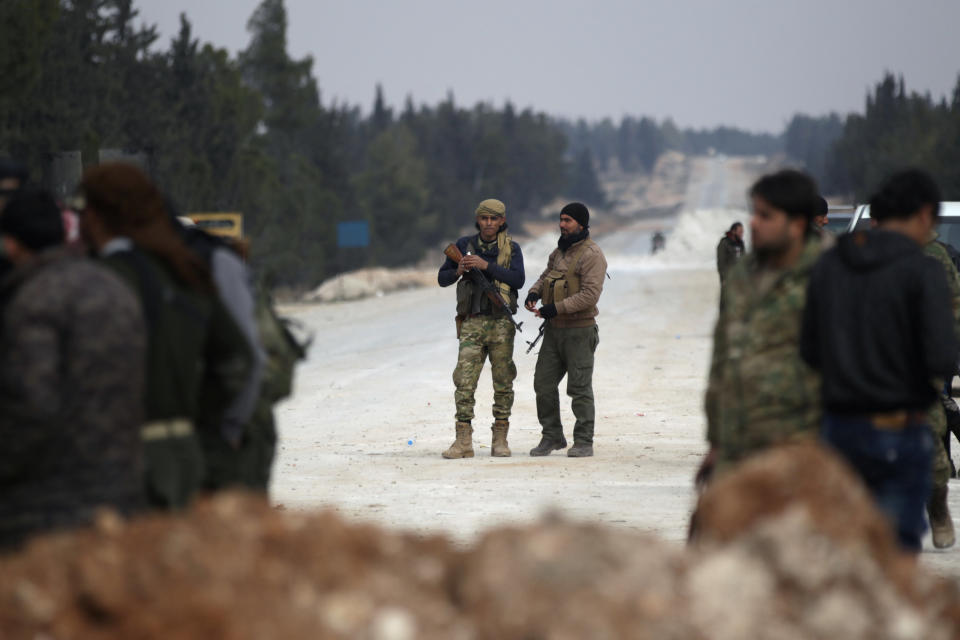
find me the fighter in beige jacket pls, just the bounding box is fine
[525,203,607,457]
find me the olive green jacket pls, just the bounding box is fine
[101,247,252,429]
[705,238,823,473]
[716,235,744,283]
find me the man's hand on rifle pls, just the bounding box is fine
[460,254,489,271]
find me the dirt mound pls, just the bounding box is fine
[691,442,960,637]
[456,517,690,639]
[2,452,960,640]
[693,442,902,568]
[0,495,463,639]
[304,268,436,303]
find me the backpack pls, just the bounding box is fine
[181,226,311,404]
[255,287,311,403]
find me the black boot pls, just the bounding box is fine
[567,442,594,457]
[529,435,567,457]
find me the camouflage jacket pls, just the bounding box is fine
[0,248,147,548]
[922,236,960,437]
[705,238,823,473]
[924,236,960,337]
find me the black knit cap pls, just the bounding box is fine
[0,187,64,251]
[815,196,828,216]
[561,202,589,228]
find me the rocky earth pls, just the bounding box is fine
[2,445,958,640]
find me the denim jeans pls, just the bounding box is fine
[821,413,933,552]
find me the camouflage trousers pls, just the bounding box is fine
[929,396,951,489]
[453,315,517,422]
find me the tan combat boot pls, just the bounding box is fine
[442,422,474,459]
[491,419,511,457]
[928,485,956,549]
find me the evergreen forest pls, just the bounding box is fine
[3,0,960,287]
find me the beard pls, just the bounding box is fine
[753,235,792,266]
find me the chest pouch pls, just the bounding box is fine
[541,242,590,306]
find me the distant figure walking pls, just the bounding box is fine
[651,230,665,254]
[716,222,745,283]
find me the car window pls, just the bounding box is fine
[937,219,960,254]
[824,215,852,234]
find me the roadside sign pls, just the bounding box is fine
[338,221,370,248]
[189,212,244,239]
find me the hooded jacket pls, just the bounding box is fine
[801,229,958,414]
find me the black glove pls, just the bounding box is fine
[525,291,540,306]
[539,303,557,319]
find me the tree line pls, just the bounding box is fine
[558,116,782,176]
[0,0,602,287]
[4,2,959,289]
[785,73,960,201]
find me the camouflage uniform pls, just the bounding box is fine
[440,233,524,423]
[0,249,146,549]
[705,238,823,476]
[454,316,518,421]
[438,200,525,458]
[923,237,960,489]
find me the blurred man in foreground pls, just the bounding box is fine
[0,188,146,549]
[700,170,823,483]
[802,169,958,552]
[77,163,252,509]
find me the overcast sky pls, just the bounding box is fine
[135,0,960,133]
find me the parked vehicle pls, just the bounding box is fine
[846,202,960,252]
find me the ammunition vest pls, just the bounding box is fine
[542,239,594,306]
[455,236,517,316]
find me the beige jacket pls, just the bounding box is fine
[529,237,607,328]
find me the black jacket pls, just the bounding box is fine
[801,229,958,413]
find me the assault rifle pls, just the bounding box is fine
[444,243,523,333]
[526,320,546,354]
